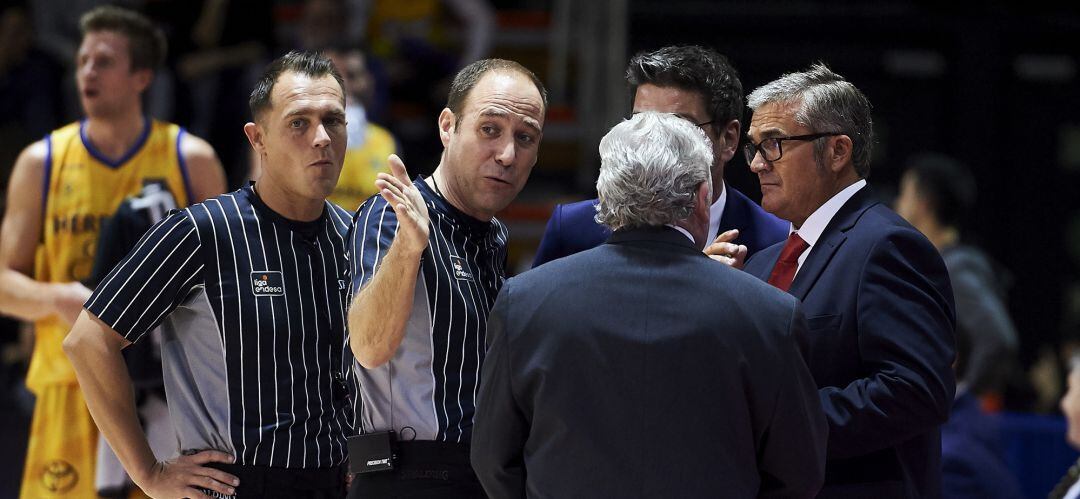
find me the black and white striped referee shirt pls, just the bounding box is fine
[86,184,354,468]
[349,177,508,443]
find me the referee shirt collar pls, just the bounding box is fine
[416,175,495,236]
[245,182,325,239]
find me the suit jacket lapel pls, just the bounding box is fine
[787,187,878,300]
[715,187,747,238]
[745,242,781,281]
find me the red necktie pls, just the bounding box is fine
[767,232,809,292]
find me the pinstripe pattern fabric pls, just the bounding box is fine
[348,177,507,443]
[86,184,354,468]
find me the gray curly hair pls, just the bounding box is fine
[595,112,713,231]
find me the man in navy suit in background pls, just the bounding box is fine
[742,63,956,498]
[532,45,787,267]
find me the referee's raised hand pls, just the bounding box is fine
[137,450,239,499]
[376,154,430,254]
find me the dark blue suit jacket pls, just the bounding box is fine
[532,185,788,267]
[744,187,956,499]
[473,227,828,498]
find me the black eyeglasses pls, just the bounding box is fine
[742,132,844,164]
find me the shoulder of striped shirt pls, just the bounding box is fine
[491,217,508,235]
[324,201,352,227]
[356,194,395,222]
[177,194,231,242]
[178,189,244,216]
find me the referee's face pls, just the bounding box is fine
[437,70,545,221]
[252,71,347,206]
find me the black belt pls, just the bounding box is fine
[348,441,484,498]
[391,441,475,481]
[205,462,345,496]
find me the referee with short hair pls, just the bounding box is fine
[346,58,547,497]
[64,50,354,498]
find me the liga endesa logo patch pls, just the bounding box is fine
[251,271,285,296]
[450,255,473,281]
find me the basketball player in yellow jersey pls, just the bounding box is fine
[0,7,225,498]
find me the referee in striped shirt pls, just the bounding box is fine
[64,51,354,498]
[346,59,547,497]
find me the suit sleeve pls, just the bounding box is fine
[531,204,564,268]
[758,300,828,499]
[743,244,779,280]
[471,283,529,498]
[821,229,956,458]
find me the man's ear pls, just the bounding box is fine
[243,122,265,155]
[717,119,741,162]
[132,68,153,94]
[695,181,711,219]
[438,108,455,148]
[826,134,854,173]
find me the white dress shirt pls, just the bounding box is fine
[707,182,728,244]
[791,179,867,275]
[1065,479,1080,499]
[666,224,696,245]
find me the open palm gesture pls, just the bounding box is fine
[375,154,430,253]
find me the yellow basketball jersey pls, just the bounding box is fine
[327,123,397,211]
[28,118,191,392]
[367,0,447,57]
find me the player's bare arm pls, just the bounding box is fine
[0,141,92,325]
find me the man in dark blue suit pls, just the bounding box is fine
[532,45,787,267]
[741,64,956,498]
[472,112,827,498]
[939,389,1024,499]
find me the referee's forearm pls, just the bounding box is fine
[63,310,159,485]
[348,241,423,369]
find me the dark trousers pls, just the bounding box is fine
[348,441,485,498]
[205,462,346,498]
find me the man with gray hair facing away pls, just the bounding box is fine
[471,112,827,498]
[742,63,955,498]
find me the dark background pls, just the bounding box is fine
[1,1,1078,496]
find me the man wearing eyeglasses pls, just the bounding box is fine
[741,63,956,499]
[531,45,788,267]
